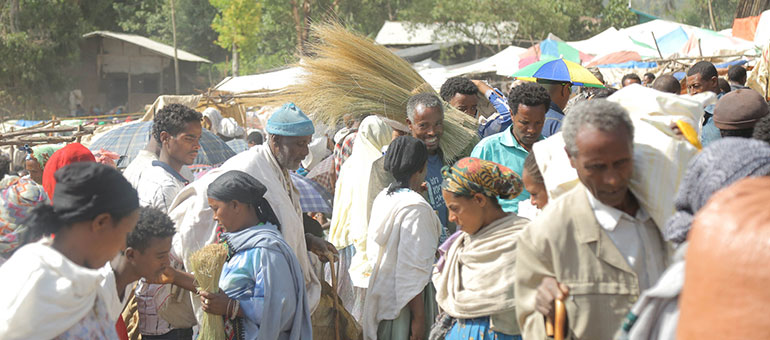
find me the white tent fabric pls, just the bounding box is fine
[213,67,305,93]
[416,46,526,90]
[568,27,658,58]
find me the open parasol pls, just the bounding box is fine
[513,58,605,87]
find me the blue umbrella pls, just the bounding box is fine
[89,121,236,168]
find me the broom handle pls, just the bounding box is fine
[325,253,341,340]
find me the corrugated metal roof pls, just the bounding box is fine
[83,31,212,64]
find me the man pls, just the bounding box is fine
[643,72,656,87]
[246,131,264,147]
[652,74,682,94]
[728,64,749,92]
[686,61,722,147]
[440,76,479,118]
[406,93,450,238]
[471,82,550,213]
[713,89,769,138]
[622,73,642,87]
[541,80,571,138]
[123,133,194,189]
[133,104,200,339]
[467,79,516,138]
[167,102,334,320]
[515,100,669,340]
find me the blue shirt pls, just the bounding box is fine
[426,153,448,240]
[700,92,724,148]
[477,88,513,138]
[541,102,564,138]
[470,127,541,213]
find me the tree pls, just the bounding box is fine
[210,0,262,76]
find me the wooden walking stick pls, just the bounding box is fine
[325,253,341,340]
[545,299,566,340]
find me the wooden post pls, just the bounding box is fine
[651,32,664,59]
[170,0,180,95]
[698,38,703,57]
[159,57,164,94]
[127,56,132,113]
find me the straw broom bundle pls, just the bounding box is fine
[189,243,229,340]
[270,22,479,160]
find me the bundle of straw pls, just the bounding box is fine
[269,22,479,160]
[189,243,229,340]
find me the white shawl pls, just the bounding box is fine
[432,214,529,335]
[361,189,441,340]
[0,240,121,340]
[168,144,321,315]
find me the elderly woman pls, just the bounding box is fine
[23,145,62,184]
[0,162,140,339]
[164,170,312,340]
[361,136,441,340]
[432,157,528,340]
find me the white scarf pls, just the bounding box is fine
[168,144,321,316]
[432,214,528,335]
[0,240,120,340]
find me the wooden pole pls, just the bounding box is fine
[698,39,703,57]
[651,32,664,59]
[707,0,718,31]
[170,0,180,95]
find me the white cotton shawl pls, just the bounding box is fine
[0,239,121,340]
[167,143,321,318]
[361,189,441,340]
[432,214,529,335]
[329,116,392,250]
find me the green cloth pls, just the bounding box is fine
[470,127,543,213]
[30,145,63,168]
[377,283,437,340]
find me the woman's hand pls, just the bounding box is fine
[199,290,231,316]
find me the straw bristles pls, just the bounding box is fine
[189,243,228,340]
[269,22,478,160]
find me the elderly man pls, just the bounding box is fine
[167,102,335,320]
[686,61,722,147]
[714,89,770,138]
[515,100,669,340]
[471,82,550,213]
[405,93,450,239]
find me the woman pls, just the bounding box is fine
[165,170,312,340]
[361,136,441,340]
[518,153,548,219]
[432,157,529,340]
[0,175,50,265]
[23,144,62,184]
[0,162,140,339]
[41,142,96,199]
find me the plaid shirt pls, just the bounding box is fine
[333,130,357,177]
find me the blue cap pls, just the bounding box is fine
[266,102,315,136]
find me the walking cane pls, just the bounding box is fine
[545,299,566,340]
[325,253,342,340]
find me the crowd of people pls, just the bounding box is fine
[0,58,769,340]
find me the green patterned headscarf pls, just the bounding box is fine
[28,145,63,168]
[441,157,523,199]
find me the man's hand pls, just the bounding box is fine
[145,266,176,285]
[409,313,426,340]
[535,277,569,318]
[306,233,338,262]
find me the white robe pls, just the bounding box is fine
[361,188,441,340]
[0,239,122,340]
[167,144,321,316]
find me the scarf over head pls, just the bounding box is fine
[432,213,528,335]
[41,143,95,199]
[207,170,281,229]
[0,176,50,258]
[25,145,63,168]
[383,135,427,193]
[441,157,523,199]
[664,137,770,244]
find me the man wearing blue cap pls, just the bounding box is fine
[167,102,336,319]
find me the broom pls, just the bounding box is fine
[189,243,229,340]
[267,22,479,161]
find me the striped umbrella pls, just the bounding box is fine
[513,58,605,88]
[88,121,236,168]
[290,172,333,214]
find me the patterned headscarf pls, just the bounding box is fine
[441,157,523,199]
[0,176,50,258]
[23,145,63,168]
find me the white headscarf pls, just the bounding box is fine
[202,107,244,138]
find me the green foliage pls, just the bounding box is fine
[210,0,262,52]
[675,0,740,31]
